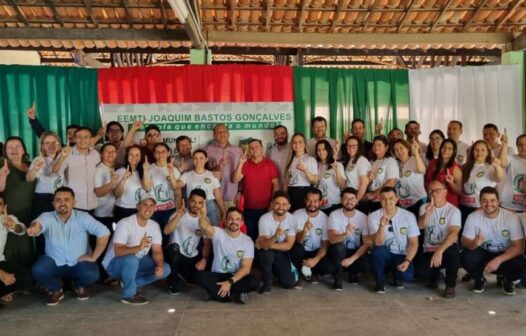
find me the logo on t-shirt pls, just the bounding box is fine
[220,256,237,273]
[354,228,361,235]
[513,174,525,193]
[376,168,384,174]
[501,229,510,238]
[323,172,331,179]
[439,217,446,225]
[476,171,485,178]
[204,178,211,184]
[236,250,244,258]
[400,227,408,235]
[195,229,202,237]
[315,228,322,236]
[404,170,411,177]
[346,165,355,172]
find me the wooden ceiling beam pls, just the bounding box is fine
[496,0,524,30]
[82,0,99,27]
[463,0,489,31]
[430,0,454,31]
[363,0,380,30]
[265,0,272,32]
[121,0,134,26]
[229,0,237,30]
[45,0,64,26]
[159,0,168,28]
[7,0,30,26]
[330,0,346,32]
[396,0,416,32]
[298,0,308,32]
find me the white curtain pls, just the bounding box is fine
[409,65,523,145]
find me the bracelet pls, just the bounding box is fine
[404,258,412,263]
[227,278,235,285]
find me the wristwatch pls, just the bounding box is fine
[227,278,235,285]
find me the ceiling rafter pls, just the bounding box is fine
[430,0,454,31]
[82,0,99,27]
[396,0,416,32]
[45,0,64,26]
[159,0,168,28]
[330,0,347,32]
[230,0,236,30]
[7,0,30,26]
[463,0,490,31]
[298,0,309,32]
[495,0,524,30]
[121,0,134,26]
[363,0,380,30]
[265,0,272,31]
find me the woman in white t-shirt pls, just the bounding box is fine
[460,140,505,224]
[178,149,225,227]
[94,143,118,232]
[113,144,152,222]
[26,132,64,218]
[392,139,427,218]
[315,139,345,215]
[284,133,319,212]
[149,143,181,231]
[364,135,398,213]
[341,135,371,213]
[499,134,526,212]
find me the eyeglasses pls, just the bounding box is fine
[429,188,444,194]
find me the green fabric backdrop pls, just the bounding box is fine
[0,65,99,157]
[293,67,409,141]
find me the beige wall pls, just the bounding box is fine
[0,50,40,65]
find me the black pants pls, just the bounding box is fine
[414,244,461,288]
[321,204,341,216]
[462,247,526,281]
[288,186,310,213]
[256,249,295,289]
[329,243,367,280]
[194,271,259,302]
[289,243,334,276]
[114,206,137,224]
[243,208,267,241]
[0,260,32,298]
[165,244,201,287]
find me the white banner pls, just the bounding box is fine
[100,102,294,151]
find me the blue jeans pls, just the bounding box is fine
[207,200,220,227]
[370,246,414,285]
[32,256,100,291]
[106,254,171,299]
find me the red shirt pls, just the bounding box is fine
[425,159,460,207]
[241,158,279,209]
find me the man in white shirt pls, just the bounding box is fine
[328,187,371,291]
[194,207,258,304]
[103,192,171,305]
[266,125,290,189]
[417,180,461,298]
[369,187,420,294]
[255,191,297,294]
[290,188,333,288]
[52,127,101,214]
[461,186,526,295]
[446,120,469,166]
[164,188,210,295]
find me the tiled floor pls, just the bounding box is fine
[1,273,526,336]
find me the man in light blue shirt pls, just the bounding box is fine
[28,187,110,306]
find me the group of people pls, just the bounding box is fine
[0,105,525,308]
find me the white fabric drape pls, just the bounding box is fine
[409,65,522,145]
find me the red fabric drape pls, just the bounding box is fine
[98,65,293,104]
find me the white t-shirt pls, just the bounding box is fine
[30,156,65,194]
[328,208,368,250]
[114,168,146,209]
[168,212,203,258]
[519,212,526,238]
[368,207,420,255]
[418,202,461,252]
[287,154,317,187]
[102,215,162,269]
[396,157,427,208]
[180,170,220,201]
[455,141,469,166]
[293,209,328,251]
[149,164,180,211]
[258,211,297,244]
[317,162,345,208]
[498,154,526,212]
[345,156,371,189]
[369,157,399,193]
[463,208,524,253]
[210,227,254,274]
[94,163,116,218]
[460,163,497,208]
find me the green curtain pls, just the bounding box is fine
[293,67,409,141]
[0,65,100,157]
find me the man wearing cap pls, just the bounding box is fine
[194,206,259,304]
[233,138,279,241]
[369,186,419,294]
[28,187,110,306]
[102,191,171,305]
[164,188,211,295]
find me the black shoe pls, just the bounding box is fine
[375,283,385,294]
[496,275,504,288]
[232,292,249,304]
[444,287,456,298]
[169,284,183,296]
[309,274,319,284]
[348,273,359,284]
[393,279,404,289]
[333,278,343,291]
[503,279,516,296]
[260,282,271,295]
[472,277,487,293]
